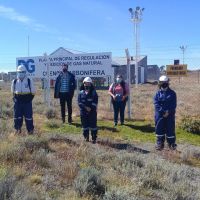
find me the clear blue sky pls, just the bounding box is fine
[0,0,200,72]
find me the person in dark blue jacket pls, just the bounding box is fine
[154,75,177,150]
[54,64,76,124]
[78,77,98,144]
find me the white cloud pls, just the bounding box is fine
[0,5,48,32]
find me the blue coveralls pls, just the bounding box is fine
[78,89,98,142]
[12,78,35,133]
[154,88,177,145]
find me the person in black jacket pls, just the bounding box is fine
[54,64,76,124]
[78,77,98,144]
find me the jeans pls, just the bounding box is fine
[112,100,126,124]
[59,92,73,123]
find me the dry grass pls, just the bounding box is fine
[0,72,199,199]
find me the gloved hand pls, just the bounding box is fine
[163,111,169,118]
[85,106,91,112]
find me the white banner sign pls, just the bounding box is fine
[16,52,113,79]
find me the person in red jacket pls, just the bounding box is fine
[108,75,129,126]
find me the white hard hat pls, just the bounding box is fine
[17,65,26,72]
[159,75,169,82]
[83,77,92,83]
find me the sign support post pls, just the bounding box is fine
[44,53,51,108]
[125,48,131,119]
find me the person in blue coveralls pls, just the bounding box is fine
[11,65,35,135]
[54,64,76,124]
[154,75,177,150]
[78,77,98,144]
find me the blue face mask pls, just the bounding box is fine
[17,72,26,79]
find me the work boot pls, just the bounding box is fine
[168,143,177,150]
[84,137,89,142]
[28,130,34,135]
[92,140,96,144]
[155,143,164,151]
[68,117,72,124]
[15,129,21,135]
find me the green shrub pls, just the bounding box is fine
[74,168,105,198]
[45,120,60,129]
[180,116,200,134]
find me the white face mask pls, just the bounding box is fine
[116,77,122,83]
[17,71,26,79]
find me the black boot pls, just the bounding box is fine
[155,143,164,151]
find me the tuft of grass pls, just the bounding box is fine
[23,135,51,153]
[45,120,60,129]
[74,167,105,198]
[0,140,28,164]
[29,174,42,185]
[13,166,26,180]
[32,149,50,168]
[56,161,79,185]
[180,116,200,134]
[103,187,138,200]
[45,107,57,119]
[0,166,7,180]
[11,181,44,200]
[0,175,16,200]
[0,105,13,118]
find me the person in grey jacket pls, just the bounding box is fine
[54,64,76,124]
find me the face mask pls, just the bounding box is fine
[116,78,122,83]
[63,68,68,73]
[85,86,91,91]
[17,72,26,79]
[161,83,168,89]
